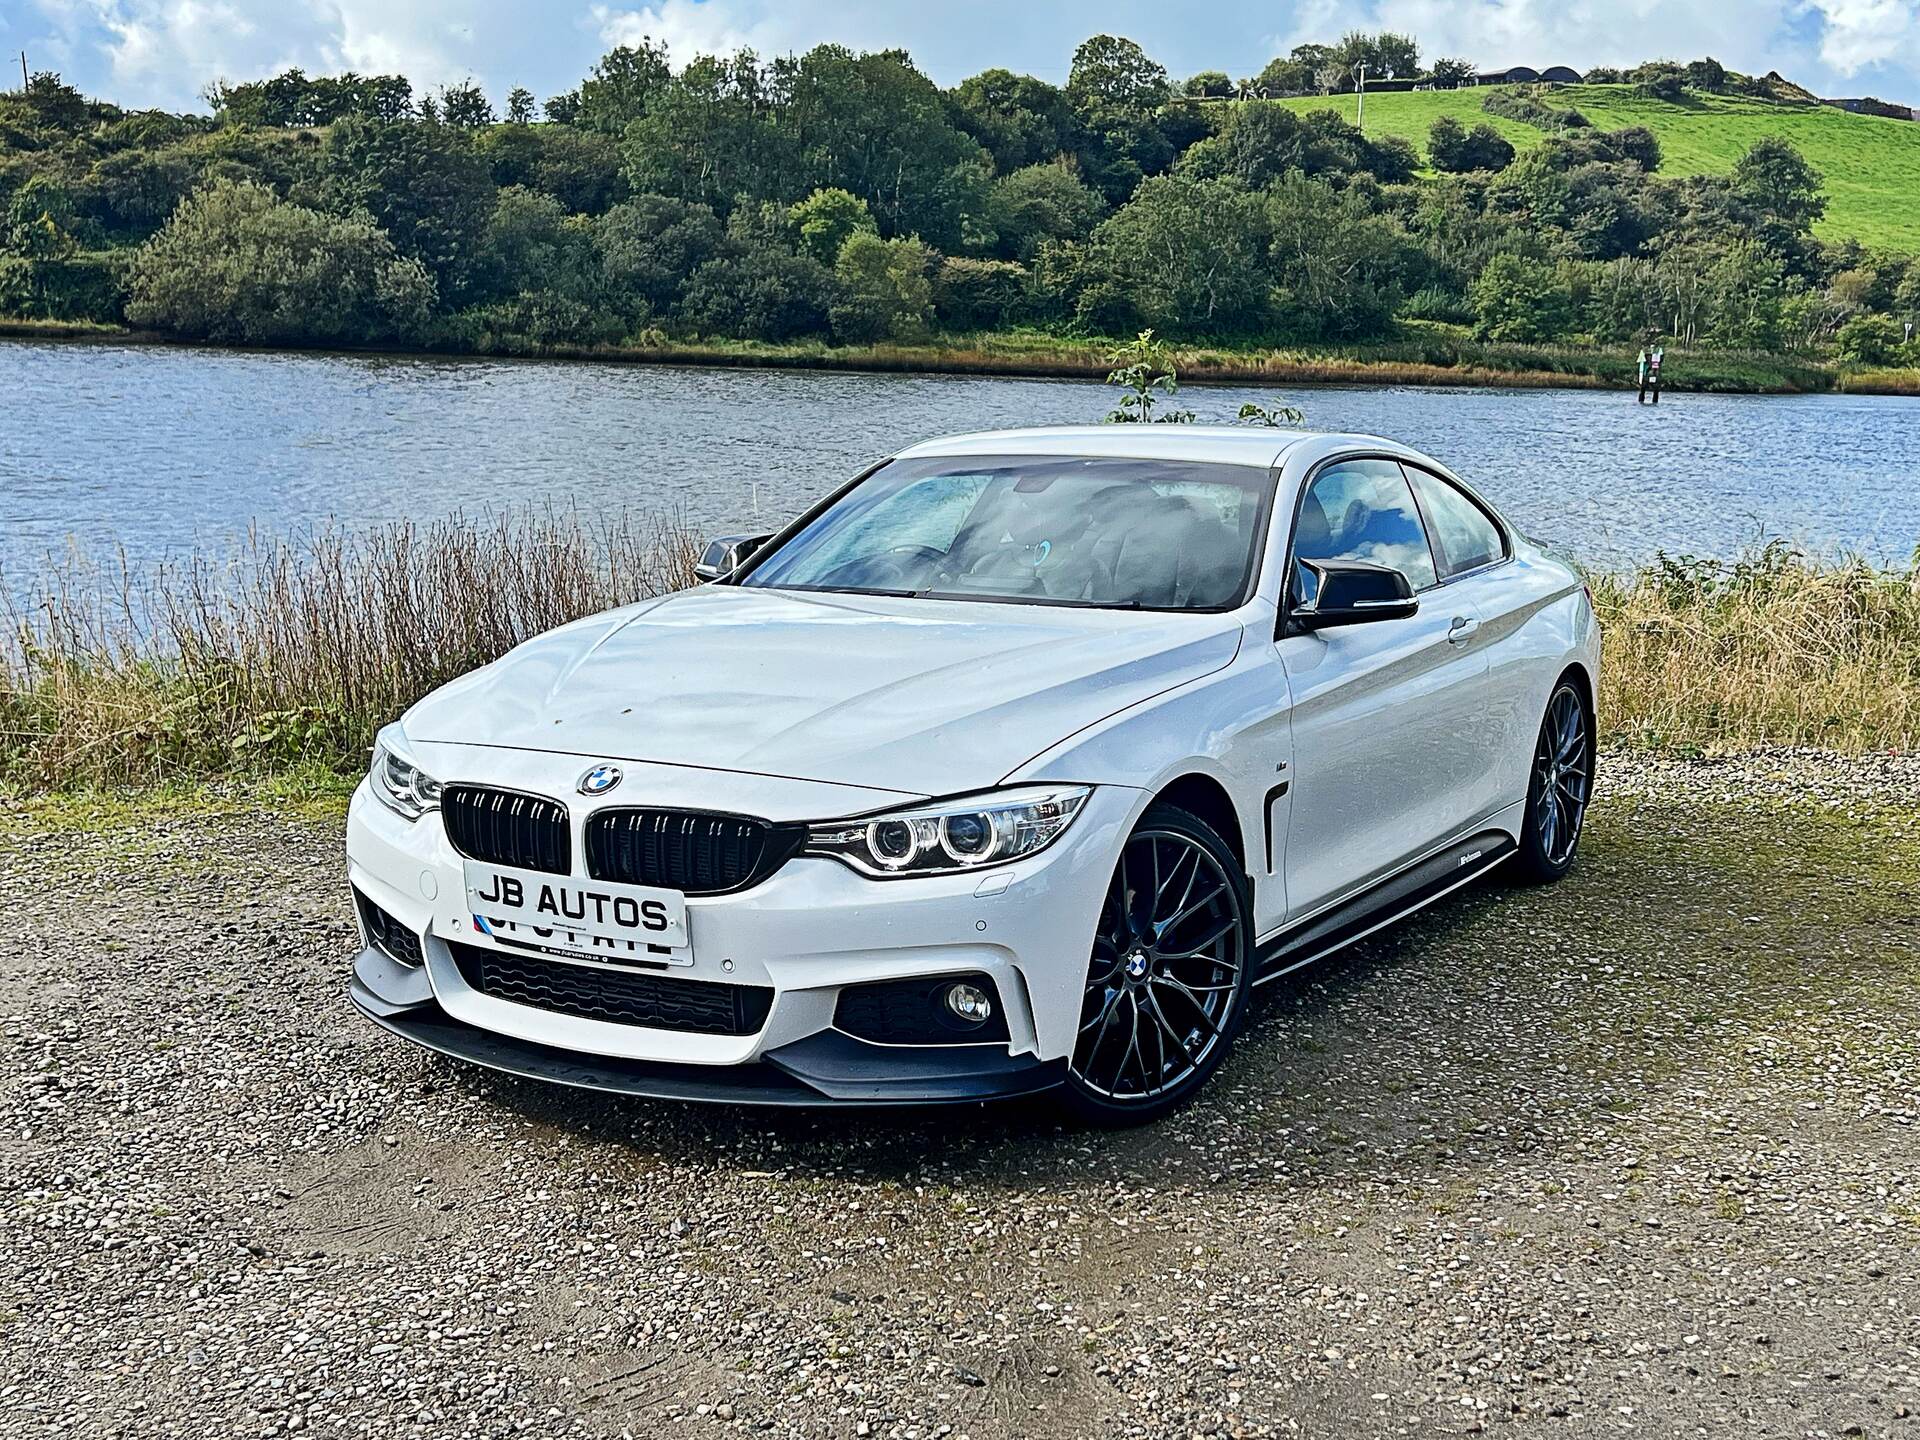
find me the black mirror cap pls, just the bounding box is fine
[693,533,773,582]
[1290,559,1419,631]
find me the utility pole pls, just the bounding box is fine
[19,51,28,91]
[1355,62,1367,132]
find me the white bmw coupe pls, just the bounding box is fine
[347,426,1598,1122]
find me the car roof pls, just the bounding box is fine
[893,426,1415,471]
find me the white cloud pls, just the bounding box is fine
[1806,0,1920,76]
[590,0,772,63]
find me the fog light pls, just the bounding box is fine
[945,982,993,1024]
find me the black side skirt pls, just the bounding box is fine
[1255,829,1516,982]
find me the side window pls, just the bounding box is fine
[1406,466,1506,577]
[1291,458,1438,600]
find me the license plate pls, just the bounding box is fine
[462,861,688,960]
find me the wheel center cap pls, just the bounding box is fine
[1124,948,1151,981]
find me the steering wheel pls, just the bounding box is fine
[821,544,945,591]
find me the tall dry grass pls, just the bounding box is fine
[2,509,697,788]
[1592,542,1920,753]
[3,522,1915,791]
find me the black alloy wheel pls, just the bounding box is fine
[1516,680,1593,882]
[1065,804,1252,1124]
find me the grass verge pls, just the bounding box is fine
[4,321,1849,396]
[3,519,1915,794]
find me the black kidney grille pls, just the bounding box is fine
[585,809,805,895]
[452,942,773,1035]
[441,784,571,875]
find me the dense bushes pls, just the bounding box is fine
[124,180,434,344]
[0,252,124,320]
[1,42,1915,363]
[1426,117,1515,174]
[1481,87,1590,132]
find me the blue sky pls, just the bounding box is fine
[5,0,1917,112]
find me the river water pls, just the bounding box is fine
[5,340,1918,595]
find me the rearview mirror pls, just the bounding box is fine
[694,532,773,582]
[1289,560,1418,632]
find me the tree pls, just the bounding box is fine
[321,116,496,299]
[543,90,581,124]
[475,186,598,305]
[1469,252,1572,341]
[788,188,877,264]
[1610,126,1662,172]
[1430,57,1476,88]
[577,41,672,133]
[677,248,834,340]
[440,80,495,129]
[776,46,993,249]
[830,232,935,344]
[621,51,789,213]
[505,88,536,125]
[478,124,626,213]
[1250,55,1315,97]
[1731,137,1826,232]
[3,176,77,258]
[1835,312,1904,365]
[1686,57,1728,91]
[1265,173,1408,340]
[125,179,433,344]
[988,163,1106,260]
[1066,35,1171,114]
[1333,30,1420,82]
[1705,242,1786,349]
[1087,174,1271,335]
[947,69,1076,173]
[1182,71,1233,98]
[593,194,725,316]
[1426,118,1514,174]
[933,257,1027,329]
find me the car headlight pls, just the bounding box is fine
[368,724,442,821]
[805,786,1091,878]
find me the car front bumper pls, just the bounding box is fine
[344,753,1139,1105]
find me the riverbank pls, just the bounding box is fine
[7,315,1899,396]
[3,514,1914,794]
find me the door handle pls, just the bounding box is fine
[1446,616,1479,646]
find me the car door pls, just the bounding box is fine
[1276,458,1497,921]
[1403,461,1533,816]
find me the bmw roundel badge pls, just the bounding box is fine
[577,764,623,796]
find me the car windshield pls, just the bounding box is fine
[739,455,1276,611]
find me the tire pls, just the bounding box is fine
[1062,803,1254,1126]
[1513,679,1594,884]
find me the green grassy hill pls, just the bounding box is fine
[1273,85,1920,252]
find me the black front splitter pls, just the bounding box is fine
[347,954,1065,1107]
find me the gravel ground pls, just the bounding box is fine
[1,750,1916,1439]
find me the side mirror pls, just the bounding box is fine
[694,533,772,582]
[1289,559,1418,632]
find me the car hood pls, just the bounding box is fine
[404,585,1244,797]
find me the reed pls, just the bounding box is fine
[1590,543,1920,753]
[2,509,698,788]
[3,521,1915,791]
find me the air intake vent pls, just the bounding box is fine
[585,809,804,896]
[441,784,570,875]
[355,889,423,967]
[452,942,774,1035]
